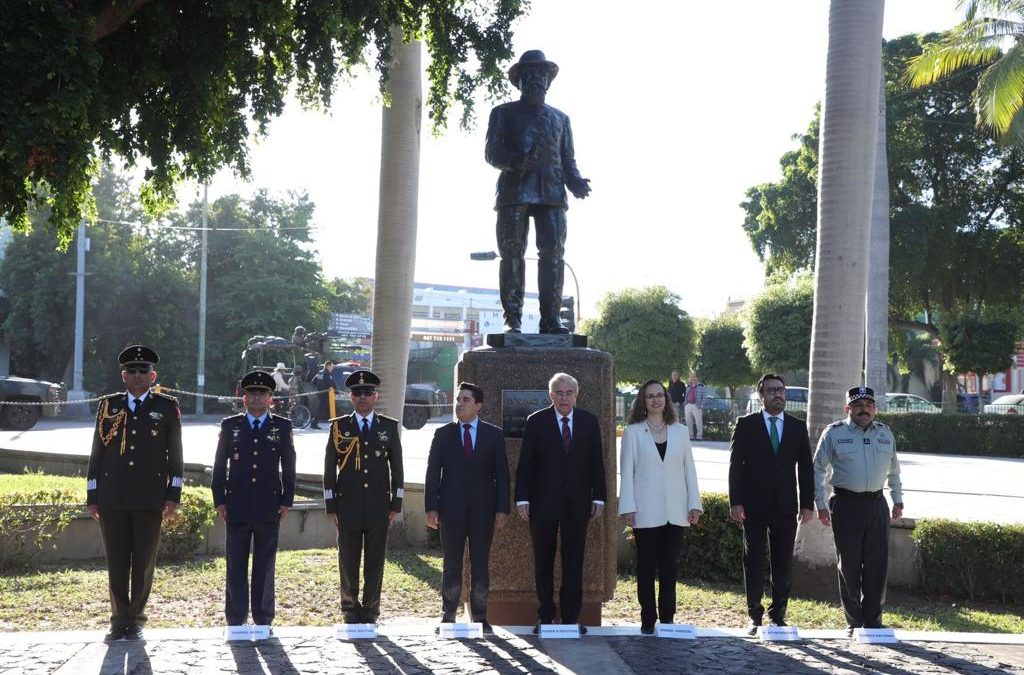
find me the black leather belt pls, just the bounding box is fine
[834,487,883,499]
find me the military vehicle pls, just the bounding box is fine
[0,376,66,430]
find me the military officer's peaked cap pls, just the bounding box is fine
[119,344,159,367]
[241,370,276,392]
[847,386,875,404]
[345,369,380,390]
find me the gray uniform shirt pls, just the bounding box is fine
[813,418,903,510]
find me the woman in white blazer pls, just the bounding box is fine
[619,378,702,634]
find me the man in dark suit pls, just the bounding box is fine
[728,373,814,635]
[485,50,591,334]
[211,370,296,629]
[309,360,335,429]
[425,382,509,632]
[323,369,403,624]
[515,372,606,634]
[86,345,184,642]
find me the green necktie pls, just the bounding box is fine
[769,416,780,454]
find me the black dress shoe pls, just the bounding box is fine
[124,625,144,641]
[103,626,126,643]
[640,622,655,635]
[578,624,588,635]
[504,326,522,334]
[745,619,761,637]
[846,626,856,638]
[769,619,788,627]
[481,621,494,634]
[532,620,550,635]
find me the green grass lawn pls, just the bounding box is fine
[0,472,86,500]
[1,549,1021,633]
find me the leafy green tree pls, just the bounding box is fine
[743,277,814,375]
[582,286,695,387]
[941,310,1020,376]
[905,0,1024,143]
[326,278,373,315]
[696,315,755,396]
[740,34,1024,409]
[0,1,526,244]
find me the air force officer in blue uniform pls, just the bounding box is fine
[211,370,296,627]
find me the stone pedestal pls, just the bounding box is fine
[456,341,617,625]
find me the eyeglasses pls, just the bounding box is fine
[351,389,375,398]
[763,386,786,395]
[123,367,152,375]
[552,390,577,398]
[645,392,665,399]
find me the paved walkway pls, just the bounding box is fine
[2,626,1023,674]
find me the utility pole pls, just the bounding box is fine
[67,217,90,416]
[196,184,209,415]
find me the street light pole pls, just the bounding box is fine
[196,184,209,415]
[468,250,581,322]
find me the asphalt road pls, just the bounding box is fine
[3,418,1023,524]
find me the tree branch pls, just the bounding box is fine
[89,0,152,42]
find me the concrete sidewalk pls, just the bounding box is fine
[2,625,1023,674]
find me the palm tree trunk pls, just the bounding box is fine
[807,0,885,442]
[371,28,422,421]
[865,70,890,411]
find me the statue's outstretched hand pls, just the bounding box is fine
[569,178,592,199]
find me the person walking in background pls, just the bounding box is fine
[619,378,702,634]
[728,374,813,636]
[211,370,296,630]
[815,386,904,637]
[515,372,606,634]
[667,370,686,420]
[86,345,183,642]
[683,371,706,441]
[424,382,509,633]
[309,360,335,430]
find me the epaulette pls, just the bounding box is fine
[270,413,291,424]
[329,414,353,424]
[874,420,890,429]
[221,413,245,423]
[378,414,399,424]
[99,392,122,401]
[828,420,845,429]
[151,390,178,403]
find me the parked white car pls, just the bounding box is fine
[884,393,940,414]
[983,394,1024,415]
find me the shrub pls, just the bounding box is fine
[878,413,1024,458]
[701,410,737,442]
[0,489,80,572]
[158,486,215,562]
[912,518,1024,601]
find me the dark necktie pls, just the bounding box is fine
[769,416,780,454]
[253,418,261,433]
[561,416,571,452]
[361,417,370,437]
[132,398,141,413]
[463,423,473,460]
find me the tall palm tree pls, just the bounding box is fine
[865,72,891,410]
[371,28,422,422]
[905,0,1024,142]
[807,0,885,442]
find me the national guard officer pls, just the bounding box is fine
[86,345,184,642]
[813,386,904,637]
[322,369,404,624]
[211,370,296,629]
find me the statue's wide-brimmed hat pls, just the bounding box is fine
[508,50,558,88]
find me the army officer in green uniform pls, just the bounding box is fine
[323,369,404,624]
[87,345,184,642]
[814,386,904,637]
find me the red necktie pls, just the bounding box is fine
[463,423,473,460]
[561,416,571,452]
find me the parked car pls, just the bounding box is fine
[884,393,939,414]
[747,386,808,414]
[983,394,1024,415]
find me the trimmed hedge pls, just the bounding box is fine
[913,518,1024,601]
[0,489,79,572]
[878,413,1024,457]
[158,486,215,562]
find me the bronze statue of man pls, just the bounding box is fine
[485,50,591,334]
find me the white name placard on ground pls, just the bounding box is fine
[438,623,483,639]
[656,623,697,639]
[758,625,801,641]
[540,625,580,639]
[335,623,377,640]
[854,628,897,644]
[224,625,270,641]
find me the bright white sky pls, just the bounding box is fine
[187,0,963,321]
